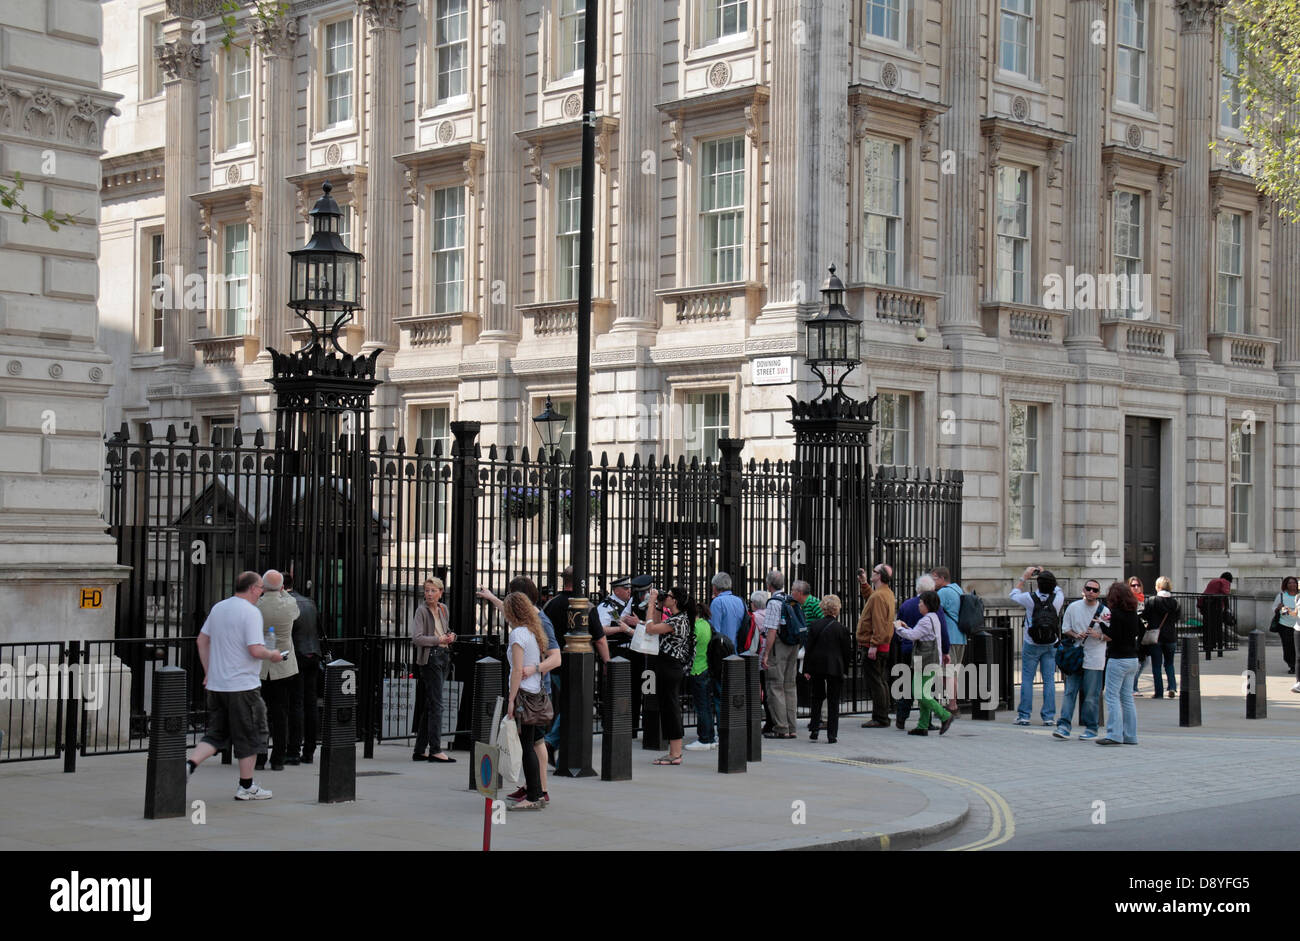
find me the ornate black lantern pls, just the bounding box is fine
[532,395,568,454]
[805,265,862,403]
[289,182,363,351]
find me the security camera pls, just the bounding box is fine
[915,326,928,342]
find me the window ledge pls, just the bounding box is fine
[656,282,761,326]
[131,350,164,369]
[213,145,255,164]
[396,312,477,350]
[993,69,1046,95]
[1111,100,1157,124]
[192,334,260,368]
[849,283,941,333]
[685,29,756,61]
[420,94,474,120]
[517,299,612,341]
[1099,317,1175,358]
[1208,332,1279,370]
[310,122,359,145]
[857,31,921,63]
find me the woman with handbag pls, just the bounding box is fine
[505,591,553,811]
[1272,576,1299,677]
[643,586,697,765]
[1143,576,1181,699]
[1097,582,1142,745]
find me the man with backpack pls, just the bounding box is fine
[761,568,805,739]
[709,572,748,649]
[931,567,965,713]
[1010,566,1064,726]
[1053,577,1107,740]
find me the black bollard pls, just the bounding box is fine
[742,652,762,762]
[319,659,357,804]
[601,657,632,781]
[144,666,187,819]
[468,656,503,790]
[1179,639,1202,727]
[1247,630,1268,719]
[718,656,746,774]
[558,597,597,777]
[641,660,662,750]
[971,632,997,721]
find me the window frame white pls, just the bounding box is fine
[433,0,469,104]
[1115,0,1147,109]
[554,165,582,301]
[994,165,1032,304]
[1111,189,1145,318]
[1220,21,1243,132]
[415,403,453,537]
[221,46,253,152]
[698,134,747,285]
[702,0,750,45]
[1216,209,1245,333]
[220,221,252,337]
[863,0,904,43]
[862,136,905,287]
[142,12,166,100]
[682,390,731,464]
[1007,400,1041,545]
[1228,417,1253,548]
[322,17,355,130]
[431,185,466,314]
[998,0,1033,79]
[144,230,165,352]
[875,390,914,468]
[556,0,586,80]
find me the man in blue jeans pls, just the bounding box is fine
[1010,566,1064,726]
[1053,579,1106,740]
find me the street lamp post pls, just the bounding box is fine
[288,181,364,352]
[804,265,863,404]
[532,395,568,595]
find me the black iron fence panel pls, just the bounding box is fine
[0,642,67,762]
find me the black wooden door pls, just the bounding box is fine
[1123,417,1162,592]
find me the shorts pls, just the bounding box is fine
[201,688,269,759]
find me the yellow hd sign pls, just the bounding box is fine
[79,588,102,609]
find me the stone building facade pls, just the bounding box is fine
[97,0,1300,596]
[1,0,125,645]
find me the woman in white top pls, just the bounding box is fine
[1275,576,1300,682]
[506,592,551,810]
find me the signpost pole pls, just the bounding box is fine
[482,797,492,852]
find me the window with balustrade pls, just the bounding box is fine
[1216,210,1245,333]
[555,166,582,301]
[863,137,904,286]
[995,166,1031,303]
[1112,190,1145,318]
[221,222,251,337]
[699,136,746,284]
[432,186,465,314]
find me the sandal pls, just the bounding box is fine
[652,753,683,765]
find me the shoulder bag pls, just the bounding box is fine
[1141,610,1166,647]
[516,689,554,727]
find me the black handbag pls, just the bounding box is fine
[516,689,554,727]
[1270,606,1283,633]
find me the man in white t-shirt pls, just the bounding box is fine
[185,571,288,800]
[1053,578,1107,740]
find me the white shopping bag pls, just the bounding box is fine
[498,715,523,789]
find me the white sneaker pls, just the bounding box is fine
[685,739,715,751]
[1291,682,1300,693]
[235,782,273,800]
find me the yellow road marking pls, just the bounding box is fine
[788,750,1016,851]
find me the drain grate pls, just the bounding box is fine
[842,755,903,765]
[356,771,400,777]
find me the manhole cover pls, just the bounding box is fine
[356,771,399,777]
[843,756,903,765]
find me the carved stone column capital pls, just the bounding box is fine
[359,0,405,32]
[1174,0,1224,33]
[251,14,299,58]
[156,39,202,83]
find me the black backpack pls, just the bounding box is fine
[1028,594,1061,645]
[957,590,984,636]
[1056,636,1084,675]
[735,610,758,655]
[707,627,736,677]
[774,593,808,646]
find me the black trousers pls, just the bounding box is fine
[288,653,321,759]
[1203,612,1222,658]
[1278,627,1296,674]
[413,650,449,755]
[656,659,686,743]
[864,653,893,722]
[807,674,843,740]
[260,675,292,765]
[518,720,543,801]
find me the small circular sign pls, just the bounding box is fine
[479,752,493,786]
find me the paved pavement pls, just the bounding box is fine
[0,640,1294,851]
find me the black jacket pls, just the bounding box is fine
[289,590,321,657]
[804,617,852,677]
[1143,594,1180,645]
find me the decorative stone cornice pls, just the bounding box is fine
[101,147,166,196]
[0,78,120,148]
[156,39,203,83]
[1175,0,1224,33]
[250,14,300,57]
[359,0,404,31]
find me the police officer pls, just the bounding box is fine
[597,576,642,651]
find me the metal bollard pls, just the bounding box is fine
[558,599,596,776]
[1247,630,1268,719]
[742,652,762,762]
[641,664,662,751]
[319,659,357,803]
[718,656,746,774]
[971,632,997,721]
[144,666,187,819]
[468,656,503,790]
[601,657,632,781]
[1179,639,1202,727]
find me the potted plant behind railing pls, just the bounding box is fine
[503,485,543,543]
[560,488,602,531]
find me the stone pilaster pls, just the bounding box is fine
[157,33,202,371]
[1173,0,1223,362]
[359,0,405,353]
[252,14,300,356]
[0,0,127,646]
[613,0,659,330]
[1273,209,1300,560]
[1063,0,1103,347]
[937,0,982,336]
[760,0,849,327]
[480,0,523,340]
